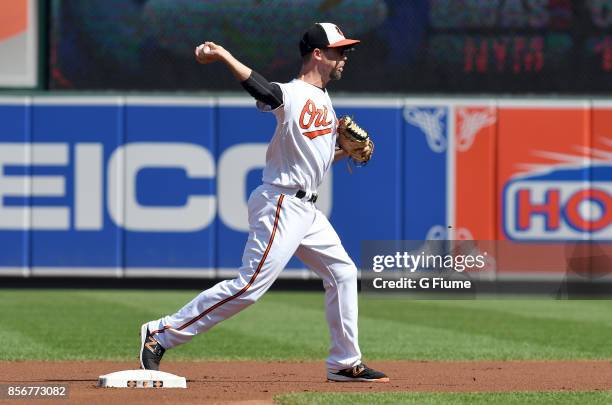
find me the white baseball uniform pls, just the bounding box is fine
[147,78,362,371]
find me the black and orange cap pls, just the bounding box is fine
[299,23,360,56]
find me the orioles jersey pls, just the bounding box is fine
[257,79,336,193]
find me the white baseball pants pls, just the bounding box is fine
[147,184,362,371]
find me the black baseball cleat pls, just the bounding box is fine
[139,323,165,370]
[327,363,389,382]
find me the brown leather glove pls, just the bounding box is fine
[337,116,374,164]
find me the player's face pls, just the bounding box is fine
[322,47,349,81]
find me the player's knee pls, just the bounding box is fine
[330,264,357,286]
[239,294,259,305]
[238,283,269,305]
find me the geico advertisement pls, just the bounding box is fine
[4,98,608,277]
[0,142,332,233]
[0,98,402,273]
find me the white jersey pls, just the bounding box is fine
[257,79,337,193]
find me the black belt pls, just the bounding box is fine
[296,190,318,203]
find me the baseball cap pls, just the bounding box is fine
[299,23,360,56]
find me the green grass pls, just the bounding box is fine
[1,290,612,361]
[274,392,612,405]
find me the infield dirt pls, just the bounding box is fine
[1,360,611,404]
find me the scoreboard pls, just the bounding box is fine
[47,0,612,94]
[423,0,612,93]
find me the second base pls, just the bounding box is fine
[98,369,187,388]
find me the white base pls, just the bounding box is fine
[98,369,187,388]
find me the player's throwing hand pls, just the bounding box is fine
[194,41,225,64]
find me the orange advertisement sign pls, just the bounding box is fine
[0,0,27,40]
[0,0,37,88]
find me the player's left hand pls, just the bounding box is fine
[357,139,374,162]
[336,116,374,164]
[351,139,374,163]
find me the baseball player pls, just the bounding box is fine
[139,22,387,383]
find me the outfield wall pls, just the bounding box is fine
[0,96,610,281]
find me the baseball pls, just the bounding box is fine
[201,44,211,55]
[196,44,213,63]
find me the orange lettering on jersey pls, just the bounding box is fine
[314,107,332,127]
[299,99,333,139]
[299,99,317,129]
[303,128,333,139]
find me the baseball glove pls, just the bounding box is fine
[337,116,374,165]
